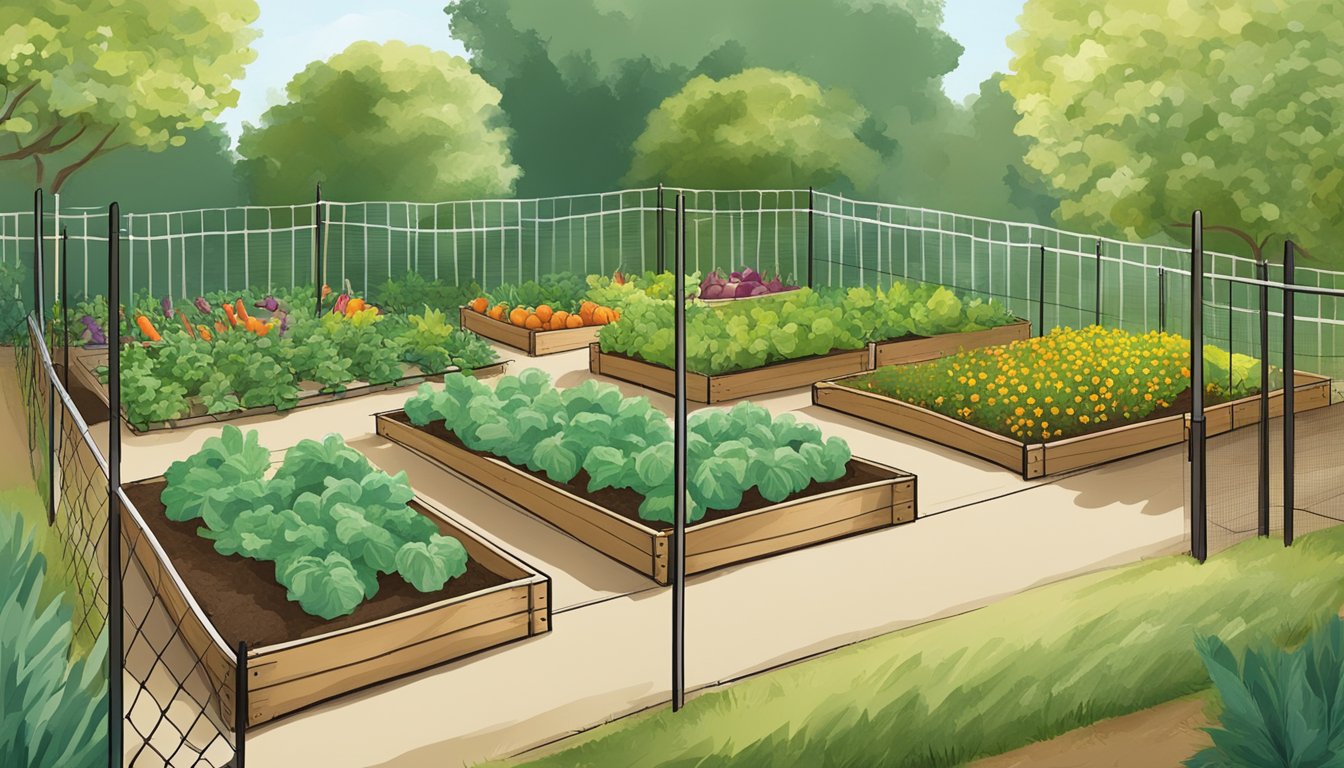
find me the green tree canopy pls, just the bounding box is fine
[1004,0,1344,263]
[625,69,882,192]
[447,0,961,195]
[0,0,258,193]
[237,41,520,203]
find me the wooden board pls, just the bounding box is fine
[119,480,551,728]
[377,411,917,584]
[873,320,1032,367]
[72,348,507,434]
[815,371,1334,479]
[460,307,602,356]
[589,344,871,403]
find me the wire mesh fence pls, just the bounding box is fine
[15,314,242,767]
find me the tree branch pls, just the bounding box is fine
[0,123,65,162]
[1167,220,1265,259]
[0,82,36,125]
[33,154,44,187]
[46,123,88,154]
[50,126,117,193]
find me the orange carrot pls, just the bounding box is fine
[223,303,237,326]
[235,299,250,323]
[215,321,227,335]
[181,313,195,338]
[135,314,162,342]
[198,326,213,342]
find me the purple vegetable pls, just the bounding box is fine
[254,295,280,313]
[767,277,785,293]
[748,284,769,297]
[194,296,211,315]
[741,267,761,283]
[332,294,350,315]
[161,296,174,319]
[80,315,106,345]
[702,284,726,299]
[729,271,742,282]
[734,281,760,298]
[278,312,289,337]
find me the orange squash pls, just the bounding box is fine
[488,303,507,321]
[509,307,529,327]
[523,314,543,330]
[469,297,489,313]
[565,314,584,329]
[550,310,570,330]
[592,307,612,325]
[535,304,554,323]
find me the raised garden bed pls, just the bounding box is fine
[376,409,917,583]
[119,478,550,728]
[589,343,872,403]
[460,306,599,356]
[72,347,508,434]
[813,371,1333,479]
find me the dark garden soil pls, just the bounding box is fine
[387,411,898,533]
[124,480,509,648]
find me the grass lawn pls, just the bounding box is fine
[508,526,1344,768]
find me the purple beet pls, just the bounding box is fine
[734,281,761,298]
[741,267,761,283]
[161,296,174,319]
[255,295,280,313]
[729,271,742,282]
[194,297,211,315]
[80,315,106,345]
[766,277,784,293]
[748,284,769,296]
[702,284,727,299]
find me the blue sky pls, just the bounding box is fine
[219,1,1024,141]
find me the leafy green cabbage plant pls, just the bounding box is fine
[161,427,469,620]
[403,369,853,524]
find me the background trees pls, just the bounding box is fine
[0,0,259,194]
[1005,0,1344,263]
[236,41,520,203]
[625,69,883,192]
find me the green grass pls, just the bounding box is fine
[509,527,1344,768]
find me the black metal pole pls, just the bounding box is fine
[1094,238,1103,326]
[34,189,44,331]
[61,227,69,390]
[1283,241,1296,547]
[806,187,814,289]
[107,202,124,768]
[1157,268,1167,333]
[314,185,324,318]
[656,183,665,274]
[1256,261,1270,537]
[1189,211,1207,563]
[671,194,687,712]
[1037,244,1046,336]
[235,641,248,766]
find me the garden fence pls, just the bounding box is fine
[13,315,245,767]
[11,187,1344,380]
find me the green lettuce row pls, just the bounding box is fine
[598,282,1017,375]
[403,369,852,524]
[161,426,469,620]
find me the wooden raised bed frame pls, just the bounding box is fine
[119,483,551,728]
[586,319,1030,403]
[813,371,1333,479]
[460,306,601,356]
[69,347,508,434]
[376,411,917,584]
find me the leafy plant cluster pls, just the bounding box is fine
[372,273,482,315]
[404,369,852,524]
[482,272,591,313]
[0,513,108,768]
[162,426,470,620]
[1187,615,1344,768]
[584,270,702,309]
[102,305,498,429]
[0,260,28,342]
[599,281,1017,375]
[845,326,1278,443]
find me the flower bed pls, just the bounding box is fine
[814,327,1332,478]
[119,428,550,726]
[375,371,916,582]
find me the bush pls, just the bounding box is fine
[1187,615,1344,767]
[0,512,107,768]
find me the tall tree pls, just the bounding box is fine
[0,0,258,193]
[626,69,882,192]
[447,0,961,196]
[237,41,520,204]
[1004,0,1344,263]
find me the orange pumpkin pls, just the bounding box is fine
[524,313,543,330]
[592,307,611,325]
[488,303,507,321]
[509,307,529,327]
[550,310,570,330]
[565,314,584,329]
[535,304,553,323]
[469,297,489,313]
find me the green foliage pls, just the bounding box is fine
[516,526,1344,768]
[1187,616,1344,767]
[372,274,482,315]
[0,0,258,193]
[404,371,851,523]
[585,271,701,309]
[0,260,30,341]
[160,427,469,620]
[0,513,107,768]
[598,282,1017,375]
[625,68,883,192]
[237,41,520,203]
[393,308,498,373]
[483,273,591,313]
[1004,0,1344,264]
[447,0,960,196]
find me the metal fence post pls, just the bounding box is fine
[107,201,124,768]
[61,227,69,390]
[1158,267,1167,332]
[806,187,814,289]
[313,185,324,318]
[656,183,665,274]
[671,193,687,712]
[1283,241,1296,547]
[1037,244,1047,337]
[1094,238,1103,326]
[34,189,44,331]
[234,641,248,767]
[1256,261,1270,537]
[1189,211,1207,563]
